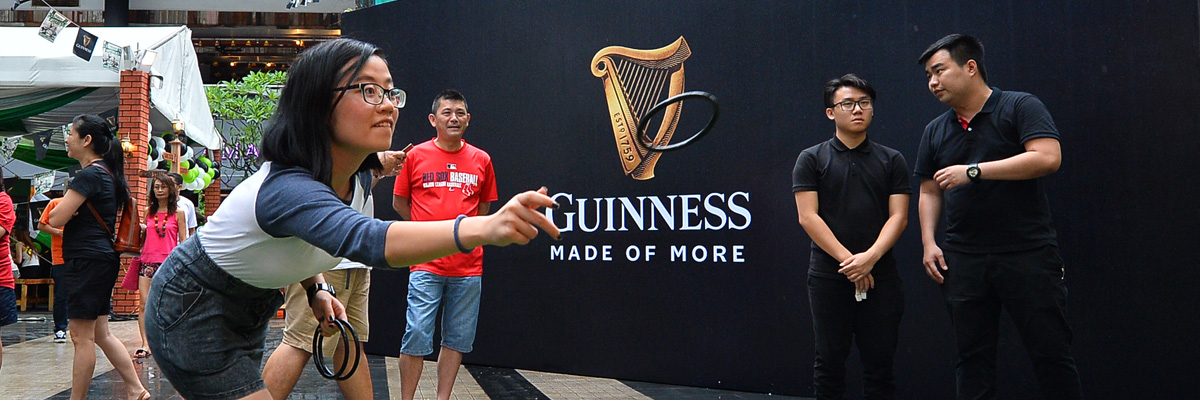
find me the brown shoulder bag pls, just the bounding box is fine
[83,163,144,254]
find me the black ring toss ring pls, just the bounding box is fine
[636,91,720,152]
[312,318,362,381]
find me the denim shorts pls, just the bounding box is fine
[400,271,482,356]
[145,237,283,400]
[0,286,17,327]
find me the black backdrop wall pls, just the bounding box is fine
[345,1,1200,398]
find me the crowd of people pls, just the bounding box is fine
[0,32,1081,400]
[1,37,552,400]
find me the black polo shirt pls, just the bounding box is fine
[914,87,1060,253]
[793,136,910,279]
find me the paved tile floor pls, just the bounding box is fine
[2,312,811,399]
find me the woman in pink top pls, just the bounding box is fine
[135,174,188,358]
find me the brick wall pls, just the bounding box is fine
[204,151,222,218]
[112,71,151,316]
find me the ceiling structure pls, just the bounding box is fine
[1,0,376,83]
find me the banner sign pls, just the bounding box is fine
[0,136,20,164]
[32,170,55,196]
[38,10,68,42]
[344,0,1192,397]
[101,41,123,72]
[72,28,98,61]
[34,129,53,161]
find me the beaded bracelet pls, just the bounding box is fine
[453,214,474,254]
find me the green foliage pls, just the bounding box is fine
[205,71,286,181]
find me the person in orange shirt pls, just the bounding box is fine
[38,194,68,343]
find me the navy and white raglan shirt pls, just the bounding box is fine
[196,162,391,289]
[331,169,374,272]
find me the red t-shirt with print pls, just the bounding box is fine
[0,192,16,289]
[393,139,497,277]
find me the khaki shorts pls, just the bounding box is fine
[281,268,370,357]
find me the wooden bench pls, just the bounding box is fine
[14,278,54,312]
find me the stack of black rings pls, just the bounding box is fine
[312,318,362,380]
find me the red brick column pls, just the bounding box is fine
[113,71,151,315]
[204,151,222,218]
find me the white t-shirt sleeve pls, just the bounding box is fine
[182,198,198,229]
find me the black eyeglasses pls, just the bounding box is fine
[834,99,873,111]
[333,83,407,107]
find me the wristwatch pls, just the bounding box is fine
[306,282,337,305]
[966,163,982,183]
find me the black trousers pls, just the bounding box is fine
[808,274,904,400]
[942,246,1082,400]
[51,263,68,332]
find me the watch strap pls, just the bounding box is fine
[306,282,336,305]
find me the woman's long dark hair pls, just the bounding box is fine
[73,114,130,205]
[259,38,385,186]
[146,174,178,217]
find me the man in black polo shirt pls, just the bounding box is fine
[915,34,1082,399]
[793,74,910,400]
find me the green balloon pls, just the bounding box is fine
[201,174,213,187]
[181,160,191,170]
[198,156,212,169]
[184,168,199,182]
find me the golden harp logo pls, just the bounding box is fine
[592,37,692,180]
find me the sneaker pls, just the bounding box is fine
[54,330,67,343]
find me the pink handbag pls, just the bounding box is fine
[120,257,141,291]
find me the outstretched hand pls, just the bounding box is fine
[464,187,561,247]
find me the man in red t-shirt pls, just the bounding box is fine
[0,186,19,371]
[393,89,497,400]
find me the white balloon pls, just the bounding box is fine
[150,137,166,164]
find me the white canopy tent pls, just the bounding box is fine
[0,25,221,150]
